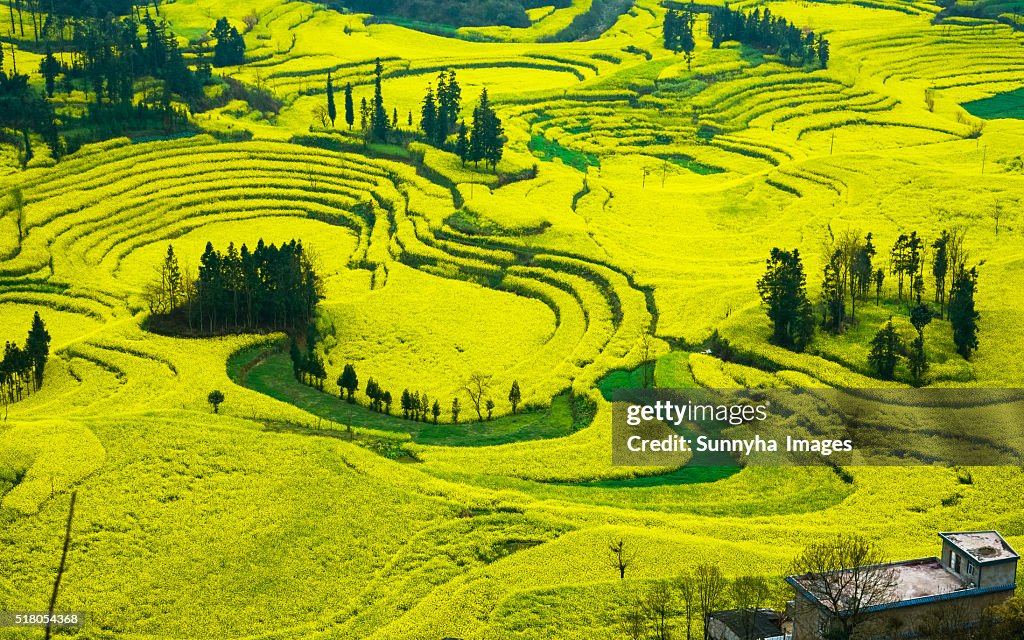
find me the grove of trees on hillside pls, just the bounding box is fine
[146,241,323,334]
[758,227,980,384]
[1,312,51,410]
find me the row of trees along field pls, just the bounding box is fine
[663,3,829,69]
[317,59,398,143]
[146,242,323,334]
[1,312,51,410]
[757,228,979,384]
[612,533,1024,640]
[318,65,507,170]
[291,349,526,423]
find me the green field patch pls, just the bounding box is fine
[529,134,600,172]
[661,154,726,175]
[593,353,740,485]
[230,348,582,447]
[962,86,1024,120]
[567,465,740,487]
[598,351,699,401]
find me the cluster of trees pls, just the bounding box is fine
[399,388,441,423]
[211,17,246,67]
[0,68,55,167]
[663,8,696,70]
[708,5,830,68]
[316,64,506,170]
[364,378,393,414]
[289,337,327,390]
[611,539,781,640]
[293,358,527,425]
[148,241,323,334]
[420,72,506,170]
[420,70,462,147]
[321,59,398,142]
[0,312,51,411]
[39,11,207,111]
[0,3,256,161]
[758,228,980,382]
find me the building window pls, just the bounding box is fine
[952,553,962,573]
[967,563,975,576]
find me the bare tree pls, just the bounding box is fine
[608,538,633,580]
[10,187,25,245]
[993,201,1004,236]
[731,576,771,640]
[677,569,698,640]
[788,534,899,640]
[946,225,970,294]
[312,104,330,128]
[645,580,676,640]
[695,563,728,640]
[618,592,647,640]
[242,10,259,32]
[463,372,492,422]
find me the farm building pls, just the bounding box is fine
[785,531,1018,639]
[707,608,786,640]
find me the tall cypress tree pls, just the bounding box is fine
[371,58,389,141]
[344,82,354,130]
[932,231,949,318]
[868,319,901,380]
[326,71,336,127]
[25,312,50,391]
[421,83,437,141]
[455,119,469,166]
[821,249,844,333]
[949,267,979,359]
[437,69,461,139]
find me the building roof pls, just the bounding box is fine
[940,531,1020,563]
[710,609,783,639]
[787,557,972,613]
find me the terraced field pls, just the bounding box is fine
[2,0,1024,638]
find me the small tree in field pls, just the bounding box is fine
[485,398,495,420]
[676,570,698,640]
[868,319,901,380]
[451,397,460,424]
[432,399,441,424]
[338,364,358,402]
[208,390,225,414]
[508,380,522,414]
[463,372,492,422]
[10,187,25,245]
[949,267,979,359]
[695,563,728,638]
[608,538,632,580]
